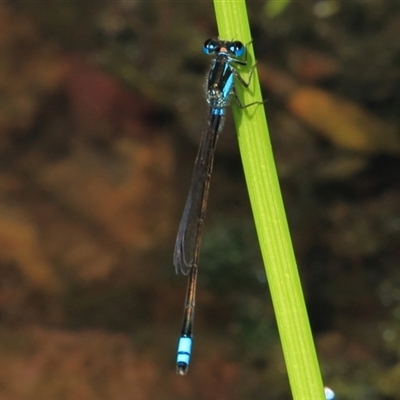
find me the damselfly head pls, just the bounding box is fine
[203,38,245,58]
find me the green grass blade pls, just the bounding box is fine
[213,1,326,399]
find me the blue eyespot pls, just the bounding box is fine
[230,41,245,57]
[203,38,218,55]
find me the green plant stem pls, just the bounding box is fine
[213,1,325,399]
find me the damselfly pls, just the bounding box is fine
[174,38,262,375]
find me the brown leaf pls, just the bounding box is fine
[288,87,400,154]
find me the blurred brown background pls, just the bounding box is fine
[1,1,400,399]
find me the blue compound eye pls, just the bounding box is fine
[203,38,218,55]
[230,41,245,57]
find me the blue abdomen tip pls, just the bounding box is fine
[176,336,192,375]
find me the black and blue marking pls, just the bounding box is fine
[175,38,260,375]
